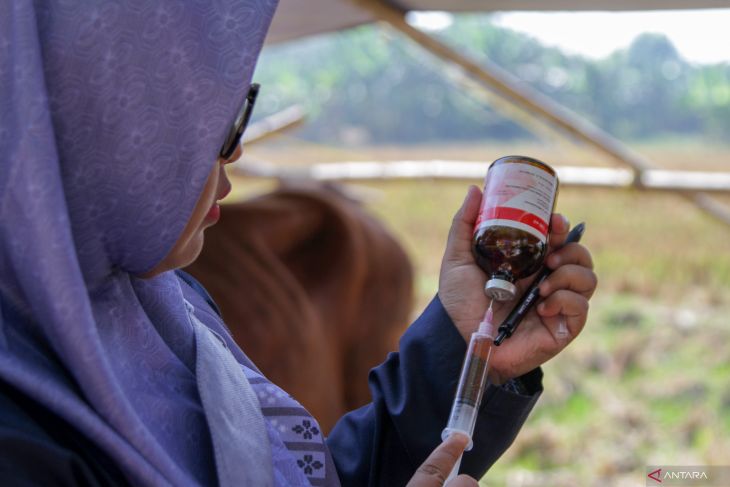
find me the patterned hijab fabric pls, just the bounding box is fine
[181,294,339,487]
[0,1,333,485]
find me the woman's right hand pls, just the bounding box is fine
[406,434,479,487]
[438,185,596,385]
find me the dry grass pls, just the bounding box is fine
[238,140,730,307]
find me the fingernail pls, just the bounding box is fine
[448,432,469,448]
[548,254,560,268]
[556,319,569,340]
[561,214,570,228]
[537,302,546,314]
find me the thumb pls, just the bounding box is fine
[444,185,482,263]
[406,434,477,487]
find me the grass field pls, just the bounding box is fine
[233,140,730,486]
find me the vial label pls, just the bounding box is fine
[475,163,557,242]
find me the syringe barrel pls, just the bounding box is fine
[441,331,493,451]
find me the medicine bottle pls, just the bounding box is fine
[472,155,559,301]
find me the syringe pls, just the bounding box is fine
[441,301,496,483]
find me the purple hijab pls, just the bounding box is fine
[0,0,279,485]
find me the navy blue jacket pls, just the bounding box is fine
[327,296,542,486]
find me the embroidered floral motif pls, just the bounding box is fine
[297,454,324,476]
[292,419,320,440]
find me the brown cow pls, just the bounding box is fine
[185,181,414,432]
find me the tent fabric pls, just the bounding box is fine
[266,0,729,44]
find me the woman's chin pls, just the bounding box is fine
[138,231,206,278]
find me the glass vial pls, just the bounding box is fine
[472,155,559,301]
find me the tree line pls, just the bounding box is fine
[253,15,730,144]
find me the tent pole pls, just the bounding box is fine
[242,105,306,146]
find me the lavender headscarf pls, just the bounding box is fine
[0,1,278,485]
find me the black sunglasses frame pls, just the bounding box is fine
[219,83,260,159]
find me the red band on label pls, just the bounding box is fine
[483,207,549,236]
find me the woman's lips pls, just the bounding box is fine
[205,203,221,222]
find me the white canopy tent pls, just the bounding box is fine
[238,0,730,225]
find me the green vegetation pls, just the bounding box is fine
[253,16,730,145]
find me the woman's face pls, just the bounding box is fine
[141,144,241,278]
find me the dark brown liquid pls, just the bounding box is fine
[472,225,546,283]
[454,336,492,406]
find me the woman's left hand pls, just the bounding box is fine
[438,185,597,385]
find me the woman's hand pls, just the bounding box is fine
[406,434,478,487]
[438,185,597,385]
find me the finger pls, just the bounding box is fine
[539,264,598,299]
[537,290,590,337]
[447,475,479,487]
[444,185,482,259]
[406,433,470,487]
[546,213,570,251]
[545,242,594,270]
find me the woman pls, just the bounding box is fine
[0,1,596,486]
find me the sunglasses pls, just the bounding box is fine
[219,83,260,159]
